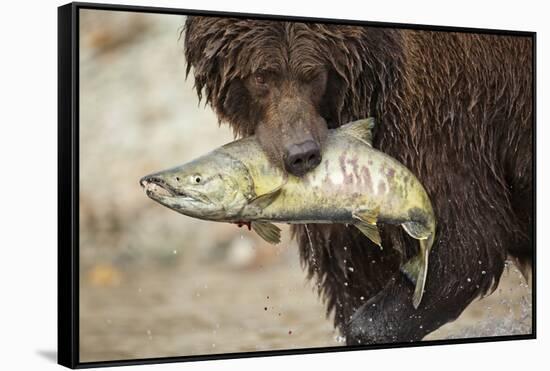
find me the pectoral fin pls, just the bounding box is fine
[251,222,281,245]
[248,187,282,211]
[248,176,287,212]
[353,207,382,248]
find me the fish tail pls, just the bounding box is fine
[401,238,430,309]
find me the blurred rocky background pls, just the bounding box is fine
[78,9,532,362]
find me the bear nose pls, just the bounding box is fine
[284,140,322,177]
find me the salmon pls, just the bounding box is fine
[141,118,437,308]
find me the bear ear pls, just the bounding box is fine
[183,17,227,105]
[183,17,255,136]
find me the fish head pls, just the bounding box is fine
[140,152,253,221]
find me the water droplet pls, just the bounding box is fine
[344,282,349,286]
[369,318,373,322]
[481,270,486,275]
[360,296,365,301]
[334,335,346,343]
[348,267,354,272]
[467,278,471,282]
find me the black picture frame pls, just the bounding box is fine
[58,2,537,368]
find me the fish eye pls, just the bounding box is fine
[193,175,202,184]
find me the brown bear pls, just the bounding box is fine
[183,17,533,344]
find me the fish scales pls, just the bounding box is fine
[222,133,429,228]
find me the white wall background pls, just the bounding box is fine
[0,0,546,370]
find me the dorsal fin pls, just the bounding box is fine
[338,118,375,146]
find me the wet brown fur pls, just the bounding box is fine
[184,17,533,343]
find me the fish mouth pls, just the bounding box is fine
[140,176,197,202]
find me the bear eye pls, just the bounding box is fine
[301,71,317,82]
[254,73,267,86]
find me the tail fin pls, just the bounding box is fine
[401,241,429,309]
